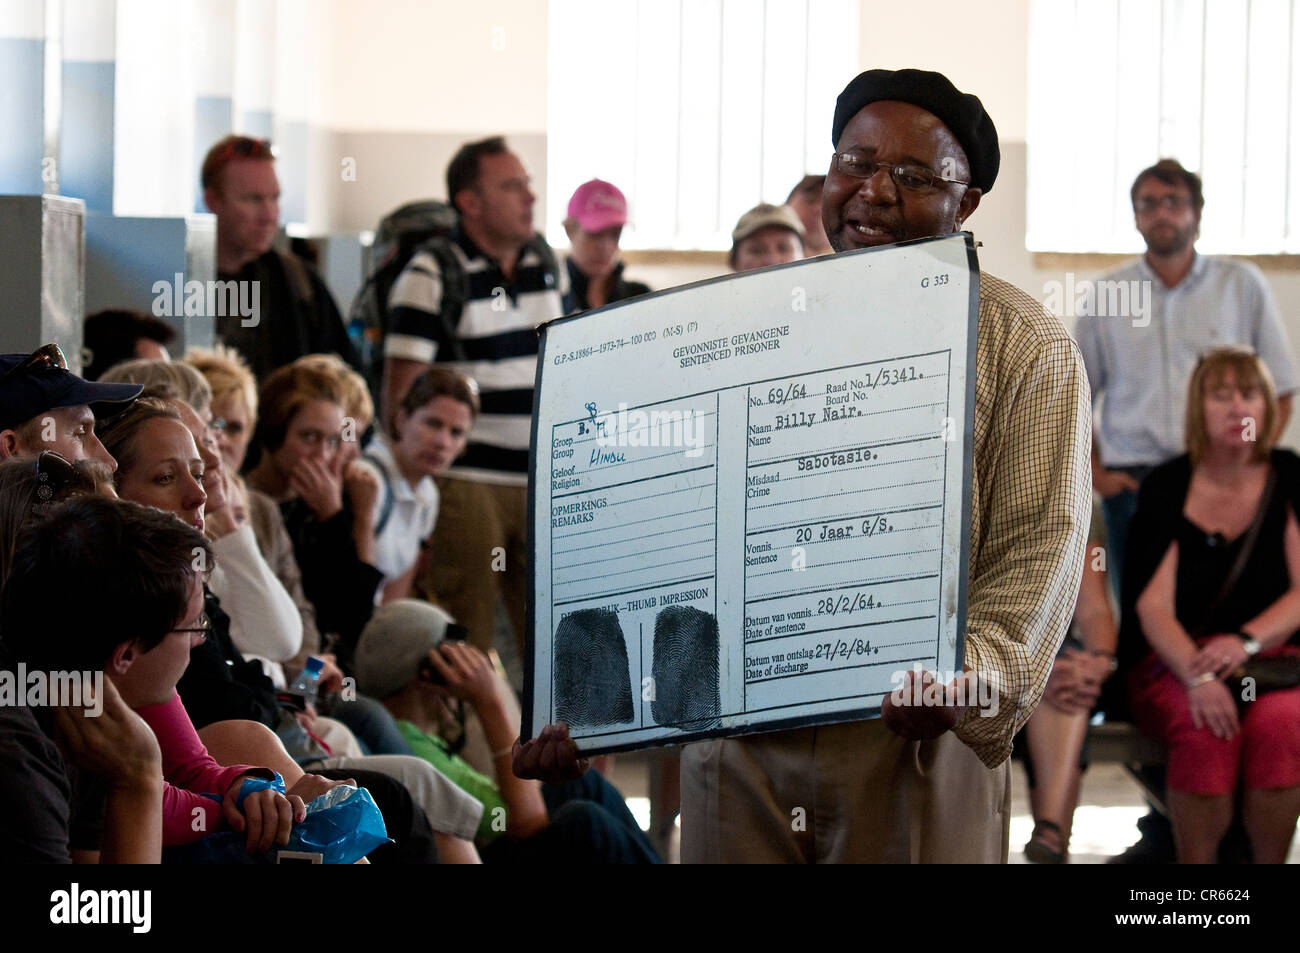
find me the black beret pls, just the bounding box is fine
[831,68,1000,193]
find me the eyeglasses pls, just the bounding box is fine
[833,153,970,192]
[172,612,212,641]
[1135,195,1192,214]
[2,343,68,383]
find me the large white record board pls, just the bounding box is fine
[524,232,979,754]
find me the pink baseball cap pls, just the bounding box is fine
[566,179,629,232]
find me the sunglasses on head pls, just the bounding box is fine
[215,137,275,163]
[34,450,85,502]
[2,343,68,383]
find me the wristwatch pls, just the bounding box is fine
[1234,630,1262,657]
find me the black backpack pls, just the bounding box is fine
[348,200,467,397]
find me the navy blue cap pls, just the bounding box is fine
[0,351,143,432]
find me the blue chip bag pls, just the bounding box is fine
[286,784,390,865]
[170,783,390,865]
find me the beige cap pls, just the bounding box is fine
[731,202,806,244]
[354,599,455,699]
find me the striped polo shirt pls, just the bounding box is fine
[384,229,564,484]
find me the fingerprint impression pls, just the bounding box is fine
[651,605,720,729]
[553,608,635,727]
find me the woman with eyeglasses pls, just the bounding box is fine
[1124,347,1300,863]
[246,359,384,672]
[184,344,258,475]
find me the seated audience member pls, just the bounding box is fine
[561,179,651,313]
[1018,501,1117,863]
[2,477,434,864]
[118,390,303,678]
[359,367,476,602]
[785,174,832,256]
[355,600,659,863]
[0,456,162,862]
[100,356,210,408]
[185,344,258,474]
[0,343,140,470]
[187,349,329,664]
[178,352,409,755]
[98,389,408,749]
[247,360,384,666]
[293,352,377,468]
[82,309,176,380]
[92,401,481,859]
[1125,347,1300,864]
[729,203,805,272]
[2,493,304,855]
[98,364,302,683]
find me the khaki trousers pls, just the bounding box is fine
[421,477,529,655]
[680,719,1010,863]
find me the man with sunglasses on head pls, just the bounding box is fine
[0,343,141,470]
[200,135,358,381]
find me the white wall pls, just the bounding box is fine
[307,0,549,230]
[845,0,1300,449]
[319,0,547,133]
[298,0,1300,450]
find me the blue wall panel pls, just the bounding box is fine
[60,60,115,211]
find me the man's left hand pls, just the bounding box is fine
[880,668,978,740]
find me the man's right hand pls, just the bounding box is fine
[1092,465,1139,498]
[512,723,590,783]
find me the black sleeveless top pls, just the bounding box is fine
[1172,471,1291,639]
[1108,449,1300,718]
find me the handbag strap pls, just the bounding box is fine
[1202,467,1277,627]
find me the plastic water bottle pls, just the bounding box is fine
[289,656,326,708]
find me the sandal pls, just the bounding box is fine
[1025,819,1066,864]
